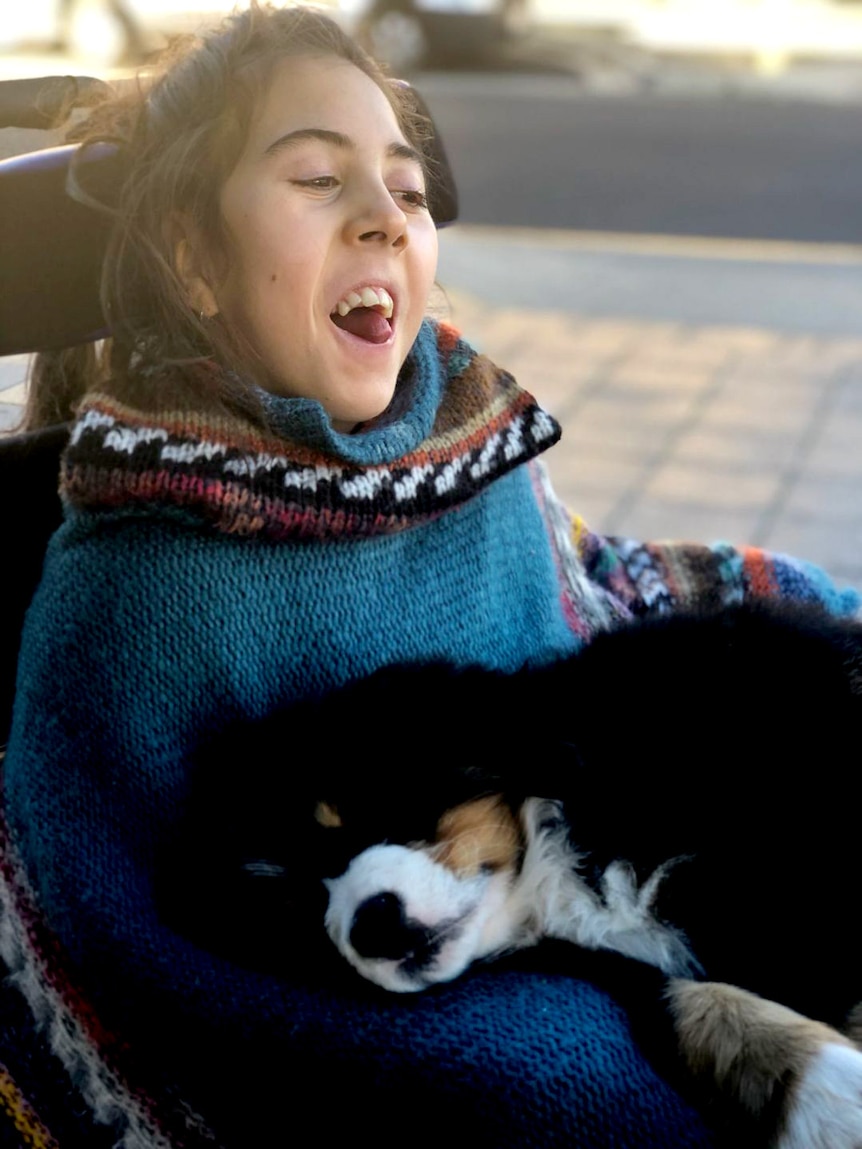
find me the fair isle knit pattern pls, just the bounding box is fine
[62,322,561,540]
[0,809,212,1149]
[527,462,633,641]
[567,514,861,622]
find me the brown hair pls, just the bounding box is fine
[23,2,433,429]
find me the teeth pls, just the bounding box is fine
[335,286,393,320]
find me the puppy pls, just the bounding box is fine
[160,599,862,1148]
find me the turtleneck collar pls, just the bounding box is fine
[253,318,444,465]
[62,320,561,541]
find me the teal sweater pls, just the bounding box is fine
[1,320,858,1149]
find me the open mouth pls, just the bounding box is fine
[330,286,394,345]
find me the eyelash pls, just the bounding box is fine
[395,189,428,211]
[295,176,338,190]
[292,178,428,211]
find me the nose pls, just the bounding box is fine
[349,891,434,961]
[346,181,408,250]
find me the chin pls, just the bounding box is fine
[328,385,401,433]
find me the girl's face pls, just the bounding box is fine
[195,55,439,431]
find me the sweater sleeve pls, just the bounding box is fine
[528,456,861,631]
[574,519,861,619]
[563,500,859,625]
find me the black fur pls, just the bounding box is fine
[159,598,862,1139]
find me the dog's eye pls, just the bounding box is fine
[240,860,288,880]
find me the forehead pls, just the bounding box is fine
[246,54,408,155]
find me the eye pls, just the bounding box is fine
[392,188,428,211]
[293,176,340,192]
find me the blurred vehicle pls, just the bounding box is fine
[0,0,532,73]
[0,1,247,68]
[336,0,531,71]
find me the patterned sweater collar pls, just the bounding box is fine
[62,319,561,541]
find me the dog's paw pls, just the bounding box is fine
[668,980,862,1146]
[778,1042,862,1149]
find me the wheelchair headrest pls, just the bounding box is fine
[0,143,120,355]
[0,77,458,357]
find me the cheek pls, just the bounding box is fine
[218,188,311,300]
[219,252,309,341]
[413,228,439,293]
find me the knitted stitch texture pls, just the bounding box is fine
[63,321,562,540]
[1,319,859,1148]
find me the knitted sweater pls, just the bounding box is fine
[1,320,858,1149]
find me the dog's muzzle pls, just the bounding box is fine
[324,843,504,992]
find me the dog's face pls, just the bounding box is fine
[167,770,527,990]
[162,664,536,989]
[321,792,524,990]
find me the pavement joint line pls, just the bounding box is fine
[444,224,862,265]
[548,332,649,427]
[749,357,856,547]
[601,343,749,535]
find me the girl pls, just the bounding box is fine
[0,5,857,1147]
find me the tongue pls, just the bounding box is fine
[332,307,391,344]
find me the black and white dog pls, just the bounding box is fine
[161,599,862,1148]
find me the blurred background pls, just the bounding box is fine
[2,0,862,586]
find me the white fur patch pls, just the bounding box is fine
[324,844,519,992]
[779,1043,862,1149]
[518,799,699,978]
[322,798,699,993]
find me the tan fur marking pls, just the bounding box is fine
[314,801,342,829]
[669,979,855,1119]
[433,796,522,877]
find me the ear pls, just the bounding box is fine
[174,223,220,320]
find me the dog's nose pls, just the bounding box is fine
[349,891,433,962]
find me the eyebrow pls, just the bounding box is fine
[263,127,423,167]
